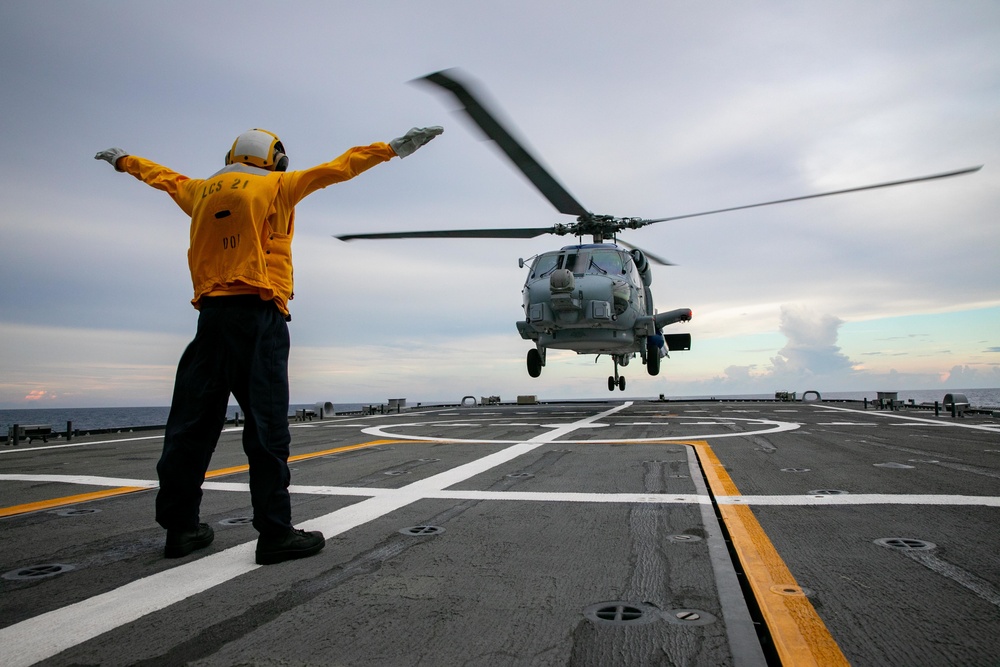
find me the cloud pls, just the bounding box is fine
[769,305,856,377]
[940,364,1000,387]
[25,389,56,401]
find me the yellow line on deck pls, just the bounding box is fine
[691,441,850,667]
[0,487,149,518]
[0,440,407,518]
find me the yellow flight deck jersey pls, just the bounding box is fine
[119,143,397,317]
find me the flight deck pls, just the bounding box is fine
[1,400,998,666]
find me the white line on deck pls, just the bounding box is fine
[811,404,1000,433]
[3,474,997,507]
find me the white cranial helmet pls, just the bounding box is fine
[225,128,288,171]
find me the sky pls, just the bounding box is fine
[1,1,998,408]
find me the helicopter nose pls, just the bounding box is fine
[547,269,581,312]
[549,268,574,292]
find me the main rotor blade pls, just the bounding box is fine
[337,227,554,241]
[420,69,591,218]
[639,165,983,226]
[613,238,675,266]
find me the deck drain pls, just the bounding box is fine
[584,601,660,626]
[781,468,811,473]
[875,537,937,551]
[219,517,254,526]
[808,489,849,496]
[50,508,102,516]
[399,525,445,537]
[668,534,703,543]
[770,585,813,597]
[3,563,77,581]
[664,609,716,625]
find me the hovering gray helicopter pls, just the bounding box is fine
[339,70,980,391]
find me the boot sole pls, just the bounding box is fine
[164,534,214,558]
[255,540,325,565]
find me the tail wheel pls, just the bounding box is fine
[527,348,543,377]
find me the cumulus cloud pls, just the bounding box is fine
[769,305,856,377]
[940,364,1000,387]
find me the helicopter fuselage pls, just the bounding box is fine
[516,243,691,390]
[518,244,648,354]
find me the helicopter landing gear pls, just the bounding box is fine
[646,345,661,376]
[608,358,626,391]
[646,353,660,376]
[646,333,664,376]
[527,347,544,378]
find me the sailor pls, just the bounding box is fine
[95,126,442,564]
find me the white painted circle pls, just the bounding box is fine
[361,415,799,443]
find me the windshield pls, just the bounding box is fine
[530,248,635,280]
[530,252,562,279]
[586,249,625,276]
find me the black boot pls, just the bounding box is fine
[164,523,214,558]
[256,528,325,565]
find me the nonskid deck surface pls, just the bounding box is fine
[1,401,998,666]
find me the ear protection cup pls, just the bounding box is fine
[273,141,288,172]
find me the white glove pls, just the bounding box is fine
[95,148,129,171]
[389,126,443,158]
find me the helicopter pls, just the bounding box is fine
[338,69,981,391]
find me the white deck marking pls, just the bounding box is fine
[0,403,632,667]
[0,474,158,488]
[811,404,1000,432]
[817,422,878,426]
[0,427,247,456]
[4,474,998,507]
[360,415,798,442]
[0,435,165,455]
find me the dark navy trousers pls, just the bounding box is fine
[156,295,292,538]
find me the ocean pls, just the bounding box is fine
[1,389,997,434]
[0,403,365,434]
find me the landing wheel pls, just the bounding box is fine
[646,350,660,376]
[618,376,626,391]
[608,376,616,392]
[527,348,542,378]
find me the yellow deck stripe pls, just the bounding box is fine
[0,440,408,518]
[692,441,850,666]
[0,487,148,518]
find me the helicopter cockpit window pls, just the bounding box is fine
[586,250,626,276]
[530,253,561,279]
[626,255,642,285]
[562,252,582,274]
